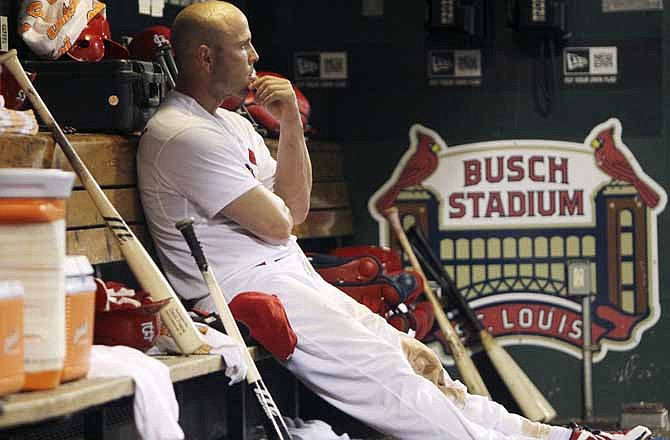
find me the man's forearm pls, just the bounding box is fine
[274,111,312,224]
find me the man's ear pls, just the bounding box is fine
[196,44,214,73]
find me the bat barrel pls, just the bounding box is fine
[383,207,491,398]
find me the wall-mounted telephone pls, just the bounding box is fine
[506,0,570,118]
[427,0,486,38]
[507,0,569,39]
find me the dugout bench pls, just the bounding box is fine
[0,132,360,439]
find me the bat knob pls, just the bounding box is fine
[0,49,18,65]
[175,217,194,231]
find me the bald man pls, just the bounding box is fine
[137,3,652,440]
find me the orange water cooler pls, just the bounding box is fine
[0,168,75,391]
[0,281,25,396]
[62,255,96,383]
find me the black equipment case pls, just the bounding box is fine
[24,59,164,133]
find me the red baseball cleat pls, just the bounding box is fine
[569,424,653,440]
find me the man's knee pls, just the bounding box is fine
[400,336,467,406]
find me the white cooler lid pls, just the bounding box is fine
[65,256,96,295]
[0,168,76,198]
[0,281,24,299]
[65,255,94,278]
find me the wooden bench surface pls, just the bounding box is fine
[0,348,266,429]
[0,133,353,264]
[0,132,294,431]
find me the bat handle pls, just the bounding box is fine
[407,225,484,331]
[176,218,209,273]
[175,219,293,438]
[0,49,17,65]
[0,49,71,151]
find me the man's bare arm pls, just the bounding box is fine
[252,75,312,224]
[222,185,293,245]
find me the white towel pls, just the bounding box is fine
[284,417,356,440]
[151,322,247,385]
[196,324,247,385]
[0,95,39,135]
[87,345,184,440]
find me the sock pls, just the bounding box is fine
[548,426,573,440]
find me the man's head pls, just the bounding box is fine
[171,1,259,101]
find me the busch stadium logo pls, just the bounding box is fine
[369,119,666,362]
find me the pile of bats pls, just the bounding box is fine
[385,207,556,422]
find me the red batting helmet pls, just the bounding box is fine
[331,246,403,273]
[67,13,129,62]
[229,292,297,361]
[220,95,244,111]
[92,279,169,352]
[94,298,169,352]
[128,25,172,61]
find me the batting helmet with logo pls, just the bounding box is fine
[92,279,169,352]
[127,25,172,62]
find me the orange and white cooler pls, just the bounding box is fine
[0,168,75,390]
[0,281,25,396]
[62,255,96,383]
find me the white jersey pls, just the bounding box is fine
[137,90,294,300]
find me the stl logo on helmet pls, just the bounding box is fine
[369,119,666,365]
[140,321,155,342]
[153,33,169,47]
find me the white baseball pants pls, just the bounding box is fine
[197,247,557,440]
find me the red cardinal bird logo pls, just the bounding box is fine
[374,126,443,213]
[591,126,660,209]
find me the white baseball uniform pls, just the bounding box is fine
[138,91,571,440]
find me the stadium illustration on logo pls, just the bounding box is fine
[369,119,666,362]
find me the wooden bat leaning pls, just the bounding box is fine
[0,49,205,354]
[406,224,557,422]
[384,207,491,398]
[175,218,292,440]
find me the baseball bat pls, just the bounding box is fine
[175,218,292,440]
[384,207,491,398]
[0,49,205,354]
[406,224,557,422]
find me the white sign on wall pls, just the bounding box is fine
[294,52,348,88]
[428,49,482,87]
[603,0,663,12]
[564,46,618,85]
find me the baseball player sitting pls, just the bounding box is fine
[136,2,653,439]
